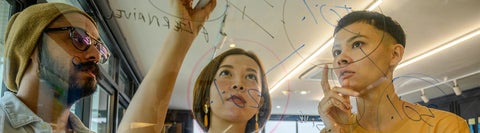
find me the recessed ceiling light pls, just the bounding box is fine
[300,90,309,95]
[276,105,281,109]
[229,44,236,48]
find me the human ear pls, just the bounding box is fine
[390,44,404,67]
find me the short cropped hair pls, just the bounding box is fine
[334,11,406,47]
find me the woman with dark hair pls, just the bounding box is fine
[192,48,271,133]
[118,0,271,132]
[317,11,469,133]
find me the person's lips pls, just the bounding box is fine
[339,70,355,80]
[75,62,99,78]
[84,70,96,78]
[227,95,247,107]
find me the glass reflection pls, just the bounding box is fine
[90,86,111,133]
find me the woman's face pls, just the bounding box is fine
[209,54,263,123]
[332,22,395,92]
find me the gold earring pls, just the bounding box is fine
[255,113,259,132]
[204,103,209,127]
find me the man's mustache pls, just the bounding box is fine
[73,61,100,77]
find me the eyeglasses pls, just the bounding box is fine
[44,26,110,64]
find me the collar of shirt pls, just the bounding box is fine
[1,92,94,133]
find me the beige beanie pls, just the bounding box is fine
[3,3,96,92]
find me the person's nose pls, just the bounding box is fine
[82,45,101,63]
[335,52,353,67]
[230,80,246,92]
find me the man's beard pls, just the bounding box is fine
[66,61,100,105]
[39,44,100,106]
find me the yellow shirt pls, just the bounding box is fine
[345,104,470,133]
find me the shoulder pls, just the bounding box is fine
[413,104,469,132]
[69,113,96,133]
[0,92,46,132]
[431,108,469,132]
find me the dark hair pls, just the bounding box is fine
[334,11,406,47]
[192,48,271,133]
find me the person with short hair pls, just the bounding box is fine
[317,11,469,133]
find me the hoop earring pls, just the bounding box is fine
[204,103,209,127]
[255,113,259,132]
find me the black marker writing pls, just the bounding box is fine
[247,89,262,108]
[114,8,169,28]
[213,79,262,109]
[303,0,318,24]
[300,1,351,27]
[174,21,193,34]
[227,1,275,39]
[402,102,435,127]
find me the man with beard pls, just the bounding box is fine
[0,3,109,133]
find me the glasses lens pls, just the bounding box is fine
[70,28,91,51]
[95,41,110,64]
[69,27,110,64]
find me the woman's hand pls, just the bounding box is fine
[175,0,216,36]
[318,64,359,132]
[117,1,217,132]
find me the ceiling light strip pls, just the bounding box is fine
[398,70,480,96]
[397,28,480,69]
[269,0,383,94]
[366,0,383,11]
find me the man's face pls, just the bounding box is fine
[332,22,397,92]
[41,13,102,104]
